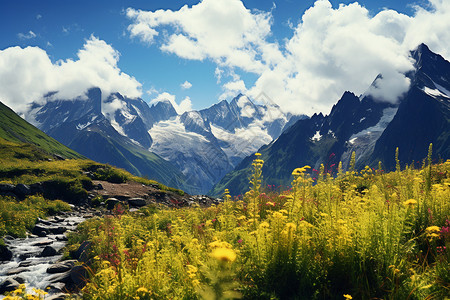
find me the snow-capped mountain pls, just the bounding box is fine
[147,94,295,194]
[26,89,295,194]
[211,43,450,196]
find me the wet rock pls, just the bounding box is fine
[18,253,34,261]
[46,282,66,292]
[48,270,71,284]
[71,241,91,263]
[0,244,13,261]
[47,293,69,300]
[47,260,76,274]
[106,198,120,210]
[49,226,67,235]
[32,224,49,237]
[128,197,147,207]
[6,267,28,276]
[18,261,32,267]
[31,239,54,247]
[70,265,88,290]
[54,216,65,223]
[0,278,20,294]
[40,245,58,257]
[55,235,68,242]
[12,276,25,284]
[14,184,31,197]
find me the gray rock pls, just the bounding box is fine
[14,183,31,196]
[0,244,12,261]
[46,282,66,292]
[31,238,54,247]
[49,226,67,235]
[0,183,15,193]
[0,278,20,294]
[47,260,76,274]
[40,245,58,257]
[46,293,69,300]
[32,224,49,237]
[71,241,91,262]
[106,198,120,210]
[6,267,28,276]
[48,270,71,284]
[128,197,147,207]
[70,265,88,290]
[18,260,33,267]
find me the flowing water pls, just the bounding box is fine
[0,212,86,298]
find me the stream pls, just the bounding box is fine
[0,207,92,298]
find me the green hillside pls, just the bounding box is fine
[0,101,84,159]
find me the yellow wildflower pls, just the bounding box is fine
[343,294,352,299]
[255,152,261,156]
[136,287,148,294]
[259,222,270,229]
[211,247,237,262]
[404,199,417,207]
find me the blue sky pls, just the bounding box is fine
[0,0,448,115]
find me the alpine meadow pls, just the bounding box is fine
[1,0,450,299]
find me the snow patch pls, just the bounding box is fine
[76,122,92,130]
[211,124,272,161]
[423,87,450,99]
[311,131,322,141]
[348,106,398,143]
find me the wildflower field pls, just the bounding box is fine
[66,147,450,300]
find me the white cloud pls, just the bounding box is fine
[150,92,192,114]
[127,0,450,116]
[126,0,272,73]
[17,31,36,40]
[180,80,192,89]
[220,79,247,100]
[0,35,142,113]
[36,14,42,20]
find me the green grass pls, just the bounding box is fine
[0,101,83,159]
[0,195,71,238]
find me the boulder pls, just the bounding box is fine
[0,183,15,193]
[47,260,76,274]
[32,224,49,237]
[40,245,58,257]
[6,267,28,276]
[106,198,120,210]
[0,244,13,261]
[71,241,91,262]
[49,226,67,235]
[47,270,71,284]
[0,278,20,294]
[14,184,31,197]
[70,265,88,290]
[31,239,53,247]
[128,197,147,207]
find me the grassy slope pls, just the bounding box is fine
[0,101,83,159]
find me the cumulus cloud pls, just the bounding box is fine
[180,80,192,89]
[126,0,272,73]
[0,35,142,113]
[150,92,192,114]
[17,31,36,40]
[220,79,247,100]
[127,0,450,116]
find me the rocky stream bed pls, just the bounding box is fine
[0,206,99,299]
